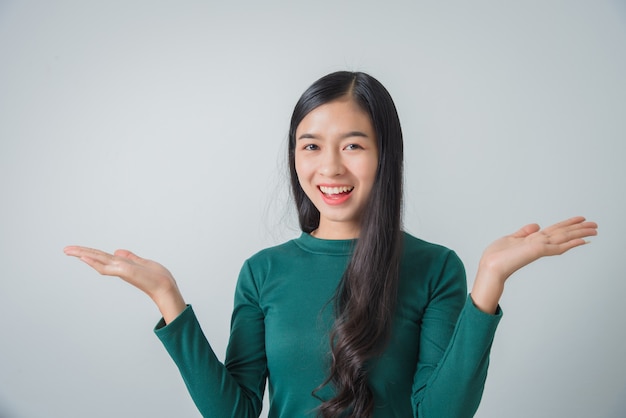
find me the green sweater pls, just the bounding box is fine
[155,232,501,417]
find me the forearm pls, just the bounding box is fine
[470,265,505,314]
[151,283,187,324]
[155,306,265,417]
[414,297,501,417]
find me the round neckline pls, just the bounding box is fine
[293,232,356,256]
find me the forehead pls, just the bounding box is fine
[296,98,374,135]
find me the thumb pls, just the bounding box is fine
[114,249,144,263]
[512,223,541,238]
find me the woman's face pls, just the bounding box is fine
[294,96,378,239]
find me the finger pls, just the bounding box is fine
[577,221,598,231]
[75,255,121,276]
[86,252,143,278]
[114,249,153,267]
[548,238,589,256]
[64,245,89,256]
[543,220,598,240]
[79,255,106,271]
[541,216,587,234]
[65,246,131,275]
[114,249,141,261]
[512,223,540,238]
[546,226,598,245]
[64,246,114,259]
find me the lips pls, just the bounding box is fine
[318,185,354,205]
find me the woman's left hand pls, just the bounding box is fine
[471,216,598,313]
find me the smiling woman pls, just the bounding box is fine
[64,71,598,418]
[294,97,379,239]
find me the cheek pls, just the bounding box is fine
[294,155,311,190]
[358,157,379,187]
[294,154,312,180]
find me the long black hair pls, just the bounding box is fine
[288,71,404,417]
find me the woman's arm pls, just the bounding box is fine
[64,246,267,417]
[413,216,597,417]
[470,216,598,314]
[412,251,500,418]
[63,246,187,324]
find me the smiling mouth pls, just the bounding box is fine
[319,186,354,196]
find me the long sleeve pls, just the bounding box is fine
[154,261,267,418]
[411,251,502,418]
[153,233,502,417]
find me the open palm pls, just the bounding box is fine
[64,246,187,323]
[480,216,598,281]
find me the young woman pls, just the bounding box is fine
[64,71,597,418]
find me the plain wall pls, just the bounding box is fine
[1,1,625,417]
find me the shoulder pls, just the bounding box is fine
[401,231,460,263]
[238,235,309,280]
[246,237,302,264]
[400,231,466,288]
[234,237,302,292]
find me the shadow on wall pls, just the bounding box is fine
[0,401,16,418]
[611,389,626,418]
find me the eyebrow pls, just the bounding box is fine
[297,131,370,141]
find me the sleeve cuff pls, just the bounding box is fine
[154,304,195,337]
[466,293,503,321]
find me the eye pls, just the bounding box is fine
[303,144,319,151]
[344,143,364,151]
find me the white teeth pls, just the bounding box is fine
[320,186,354,195]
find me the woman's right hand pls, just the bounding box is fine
[64,246,187,323]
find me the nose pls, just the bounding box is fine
[318,148,344,177]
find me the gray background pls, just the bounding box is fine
[1,1,625,417]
